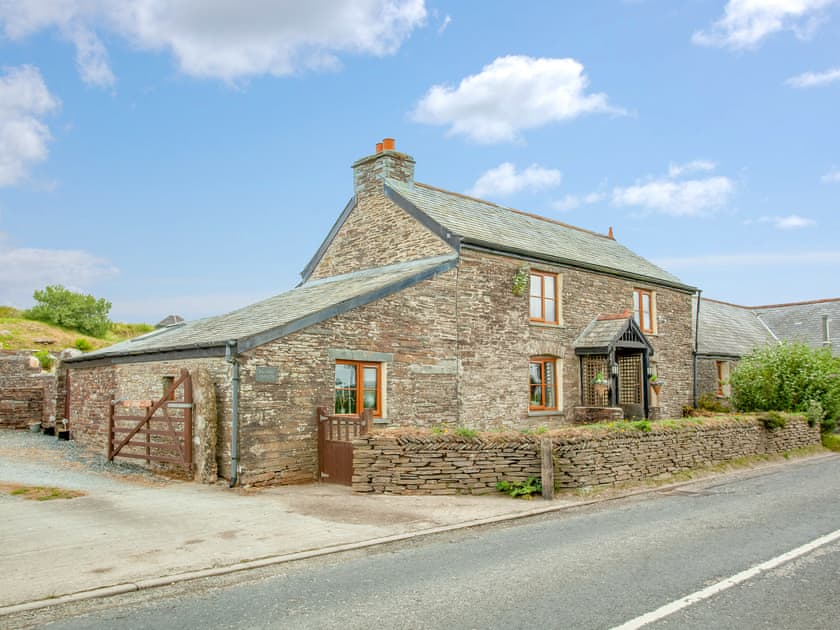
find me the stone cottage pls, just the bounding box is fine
[60,139,699,486]
[696,297,839,399]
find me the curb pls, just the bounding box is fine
[1,452,835,617]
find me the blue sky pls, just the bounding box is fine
[0,0,838,323]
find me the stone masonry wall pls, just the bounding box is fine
[352,417,820,494]
[63,358,230,477]
[238,268,459,485]
[308,151,452,280]
[456,250,695,426]
[0,350,56,428]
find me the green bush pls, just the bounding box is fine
[33,350,54,371]
[697,392,731,413]
[759,411,786,431]
[497,476,542,498]
[730,342,840,433]
[74,338,93,352]
[0,305,20,318]
[454,427,478,439]
[24,285,112,338]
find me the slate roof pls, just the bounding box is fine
[696,298,776,357]
[67,255,457,362]
[754,298,839,355]
[385,180,692,291]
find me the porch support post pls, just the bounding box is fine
[642,350,650,419]
[608,349,617,407]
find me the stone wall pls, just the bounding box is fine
[352,417,820,495]
[455,250,695,426]
[238,268,459,485]
[308,151,452,280]
[62,358,230,479]
[0,351,56,428]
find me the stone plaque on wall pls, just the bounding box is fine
[255,366,279,383]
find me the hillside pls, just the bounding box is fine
[0,309,153,353]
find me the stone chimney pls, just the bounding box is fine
[352,137,415,196]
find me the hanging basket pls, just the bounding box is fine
[650,381,663,396]
[593,382,609,396]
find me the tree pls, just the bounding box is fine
[730,342,840,432]
[24,285,112,338]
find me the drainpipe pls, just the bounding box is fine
[693,290,702,408]
[225,340,240,488]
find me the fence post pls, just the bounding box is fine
[541,437,554,500]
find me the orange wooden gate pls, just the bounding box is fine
[317,406,371,485]
[108,369,193,470]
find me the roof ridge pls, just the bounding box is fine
[701,297,752,309]
[411,181,613,241]
[749,297,840,310]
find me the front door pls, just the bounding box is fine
[616,352,644,419]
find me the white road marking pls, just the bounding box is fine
[611,528,840,630]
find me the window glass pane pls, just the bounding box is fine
[544,299,556,323]
[530,363,541,385]
[335,364,356,388]
[633,291,641,325]
[335,389,356,414]
[544,276,555,299]
[530,296,542,319]
[544,361,555,408]
[363,366,378,389]
[530,385,542,406]
[363,389,377,409]
[642,293,651,330]
[530,274,542,298]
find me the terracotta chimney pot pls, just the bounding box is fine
[375,142,383,153]
[382,138,395,151]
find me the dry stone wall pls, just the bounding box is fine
[0,351,56,428]
[352,417,820,494]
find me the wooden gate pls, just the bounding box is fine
[108,369,193,471]
[317,406,371,485]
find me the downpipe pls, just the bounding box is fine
[693,290,702,408]
[226,340,240,488]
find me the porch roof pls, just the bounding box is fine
[573,314,654,355]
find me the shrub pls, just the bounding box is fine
[24,285,112,338]
[631,419,652,433]
[497,476,542,498]
[454,427,477,439]
[33,349,54,371]
[0,305,20,318]
[805,399,824,428]
[730,342,840,432]
[759,411,786,431]
[697,393,731,413]
[74,338,93,352]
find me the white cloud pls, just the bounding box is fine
[745,214,816,228]
[551,192,605,212]
[692,0,836,49]
[438,14,451,34]
[0,1,427,84]
[0,237,119,307]
[822,168,840,182]
[668,160,716,178]
[0,65,60,187]
[655,250,840,268]
[786,66,840,87]
[411,55,622,143]
[612,176,734,216]
[467,162,562,198]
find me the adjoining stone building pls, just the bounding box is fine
[696,297,839,400]
[60,139,700,486]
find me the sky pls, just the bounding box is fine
[0,0,838,324]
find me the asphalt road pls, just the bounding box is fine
[18,455,840,630]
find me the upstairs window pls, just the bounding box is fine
[335,361,381,416]
[530,271,559,324]
[529,357,557,411]
[633,288,654,333]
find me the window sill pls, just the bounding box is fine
[527,409,562,417]
[529,321,564,329]
[372,417,390,425]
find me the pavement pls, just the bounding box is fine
[0,429,832,618]
[0,430,572,615]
